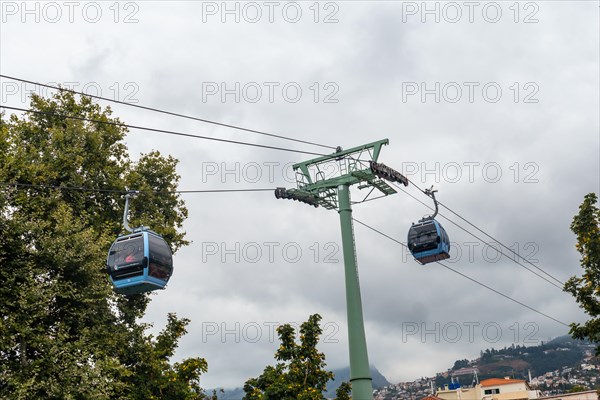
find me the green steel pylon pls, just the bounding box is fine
[338,183,372,399]
[275,139,408,399]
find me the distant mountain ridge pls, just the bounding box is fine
[373,335,597,399]
[473,335,591,379]
[326,366,391,396]
[430,335,595,390]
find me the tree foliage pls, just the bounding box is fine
[452,359,470,370]
[567,385,588,393]
[335,382,352,400]
[243,314,348,400]
[565,192,600,354]
[0,91,208,399]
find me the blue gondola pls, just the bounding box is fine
[106,230,173,295]
[106,191,173,295]
[407,187,451,264]
[407,218,450,264]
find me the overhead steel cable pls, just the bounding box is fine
[352,217,569,327]
[0,74,336,151]
[436,199,565,286]
[4,178,569,326]
[174,188,274,193]
[0,182,126,194]
[436,261,569,327]
[0,105,326,157]
[407,177,565,286]
[0,182,275,194]
[395,180,565,290]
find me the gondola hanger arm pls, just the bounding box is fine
[123,189,140,233]
[421,186,439,221]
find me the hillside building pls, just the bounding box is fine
[435,377,541,400]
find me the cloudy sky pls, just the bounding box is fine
[1,0,599,389]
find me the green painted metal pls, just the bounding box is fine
[291,139,395,211]
[338,184,374,399]
[292,138,389,173]
[283,139,396,400]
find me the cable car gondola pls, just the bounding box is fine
[407,187,451,265]
[106,191,173,295]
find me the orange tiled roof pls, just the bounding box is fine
[480,378,526,387]
[422,396,445,400]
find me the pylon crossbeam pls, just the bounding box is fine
[351,170,397,196]
[292,139,389,189]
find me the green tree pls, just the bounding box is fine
[335,382,352,400]
[568,385,588,393]
[565,192,600,354]
[243,314,347,400]
[452,359,469,370]
[0,91,208,399]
